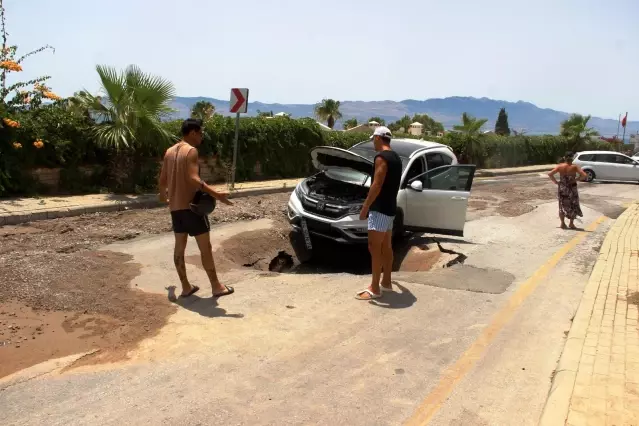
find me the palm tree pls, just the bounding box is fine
[453,112,488,136]
[560,114,599,151]
[73,65,176,150]
[191,101,215,120]
[343,118,358,130]
[314,98,342,129]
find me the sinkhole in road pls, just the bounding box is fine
[215,225,468,275]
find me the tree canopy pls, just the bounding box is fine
[560,113,599,151]
[494,108,510,136]
[388,114,444,135]
[73,64,176,150]
[343,118,358,130]
[453,112,488,136]
[314,99,342,129]
[191,101,215,120]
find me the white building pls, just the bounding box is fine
[368,121,381,129]
[630,133,639,151]
[408,122,424,136]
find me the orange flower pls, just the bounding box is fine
[12,142,22,149]
[34,83,49,92]
[3,118,20,128]
[0,60,22,72]
[33,140,44,149]
[43,91,61,101]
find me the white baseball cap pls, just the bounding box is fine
[370,126,392,140]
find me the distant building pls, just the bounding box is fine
[345,123,374,134]
[630,133,639,151]
[368,121,381,129]
[408,122,424,136]
[316,121,333,131]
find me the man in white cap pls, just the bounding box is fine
[356,126,402,300]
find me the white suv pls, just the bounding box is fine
[287,138,476,244]
[573,151,639,183]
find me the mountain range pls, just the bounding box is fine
[170,96,637,139]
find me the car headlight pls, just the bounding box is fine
[295,182,307,200]
[348,204,363,214]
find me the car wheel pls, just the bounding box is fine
[584,169,595,183]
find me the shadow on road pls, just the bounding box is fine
[166,286,244,318]
[368,283,417,309]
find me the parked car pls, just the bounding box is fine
[632,151,639,161]
[287,139,476,244]
[573,151,639,183]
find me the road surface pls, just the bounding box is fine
[2,174,639,426]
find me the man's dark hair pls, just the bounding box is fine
[381,136,391,144]
[181,118,203,136]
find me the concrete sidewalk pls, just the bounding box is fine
[540,202,639,426]
[0,164,553,226]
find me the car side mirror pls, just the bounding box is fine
[410,180,423,192]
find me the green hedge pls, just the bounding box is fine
[161,117,369,181]
[0,110,625,196]
[442,133,612,168]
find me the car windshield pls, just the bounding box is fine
[349,145,410,170]
[324,168,370,186]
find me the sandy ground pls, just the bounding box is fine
[0,177,580,378]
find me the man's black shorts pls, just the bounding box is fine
[171,209,210,237]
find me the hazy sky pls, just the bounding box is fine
[6,0,638,119]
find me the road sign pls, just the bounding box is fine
[229,88,249,114]
[229,88,249,190]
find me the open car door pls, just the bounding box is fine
[403,165,476,237]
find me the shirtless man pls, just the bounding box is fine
[158,118,234,298]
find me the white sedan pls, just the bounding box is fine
[573,151,639,183]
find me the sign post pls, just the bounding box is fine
[229,88,249,190]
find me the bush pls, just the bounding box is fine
[161,117,370,181]
[0,111,624,196]
[442,133,611,168]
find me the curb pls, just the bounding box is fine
[538,202,638,426]
[0,185,295,226]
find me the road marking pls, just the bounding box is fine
[405,215,607,426]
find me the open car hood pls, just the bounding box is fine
[310,147,374,175]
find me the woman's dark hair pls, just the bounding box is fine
[181,118,203,136]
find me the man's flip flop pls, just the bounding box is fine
[180,285,200,298]
[214,285,235,298]
[355,289,382,300]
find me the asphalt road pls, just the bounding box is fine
[2,174,639,426]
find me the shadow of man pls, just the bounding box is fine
[369,282,417,309]
[166,286,244,319]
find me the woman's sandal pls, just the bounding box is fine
[355,289,382,300]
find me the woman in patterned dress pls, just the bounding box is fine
[548,152,587,229]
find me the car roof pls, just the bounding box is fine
[577,151,629,155]
[350,138,451,158]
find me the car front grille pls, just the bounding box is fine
[301,195,349,219]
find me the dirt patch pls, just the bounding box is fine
[0,193,290,377]
[397,246,442,272]
[498,201,536,217]
[0,251,175,377]
[470,181,557,217]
